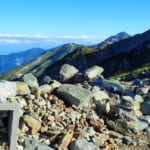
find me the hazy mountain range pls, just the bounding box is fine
[0,48,44,73]
[0,32,130,74]
[1,29,150,81]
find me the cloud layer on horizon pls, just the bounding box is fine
[0,33,105,54]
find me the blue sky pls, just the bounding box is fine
[0,0,150,54]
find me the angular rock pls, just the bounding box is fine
[23,73,39,88]
[0,80,17,102]
[92,86,109,101]
[121,96,134,107]
[96,99,110,114]
[106,119,132,135]
[59,64,79,81]
[141,98,150,115]
[16,82,30,95]
[123,136,133,145]
[69,138,99,150]
[124,89,135,98]
[38,84,52,95]
[134,95,144,103]
[59,128,74,150]
[84,65,104,81]
[132,79,143,86]
[24,138,54,150]
[41,76,53,84]
[57,84,93,107]
[23,115,41,134]
[106,117,148,135]
[92,133,109,147]
[92,77,123,94]
[136,87,149,95]
[139,115,150,124]
[127,119,148,132]
[50,80,61,90]
[109,130,123,139]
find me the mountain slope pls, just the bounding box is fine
[0,48,45,73]
[1,29,150,81]
[0,43,81,80]
[85,29,150,76]
[95,32,130,49]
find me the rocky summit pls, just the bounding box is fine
[0,64,150,150]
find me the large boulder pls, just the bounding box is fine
[24,138,54,150]
[69,138,99,150]
[84,65,104,81]
[23,73,39,88]
[16,82,30,95]
[92,77,123,94]
[59,64,79,81]
[107,118,148,135]
[0,80,17,102]
[57,84,93,107]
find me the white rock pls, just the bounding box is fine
[0,80,17,102]
[92,86,109,101]
[85,65,104,80]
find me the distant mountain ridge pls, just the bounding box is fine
[0,48,45,73]
[1,29,150,81]
[97,32,130,49]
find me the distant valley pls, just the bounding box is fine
[0,48,45,73]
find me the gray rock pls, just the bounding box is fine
[136,87,149,95]
[92,77,123,94]
[0,80,17,102]
[69,138,99,150]
[114,138,122,145]
[141,99,150,115]
[109,130,124,139]
[23,73,39,88]
[127,119,148,132]
[41,76,53,84]
[139,115,150,124]
[92,86,109,101]
[86,127,96,137]
[106,119,132,135]
[132,79,143,86]
[122,96,133,102]
[96,100,110,113]
[57,84,93,107]
[121,96,134,106]
[146,126,150,133]
[24,138,54,150]
[59,64,79,81]
[84,65,104,81]
[124,89,135,98]
[134,95,144,103]
[107,118,148,135]
[38,84,52,94]
[123,136,133,144]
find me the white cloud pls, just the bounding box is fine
[0,39,32,44]
[0,33,49,39]
[0,33,106,45]
[33,34,49,39]
[0,33,28,38]
[55,35,92,39]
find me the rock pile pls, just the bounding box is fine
[0,64,150,150]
